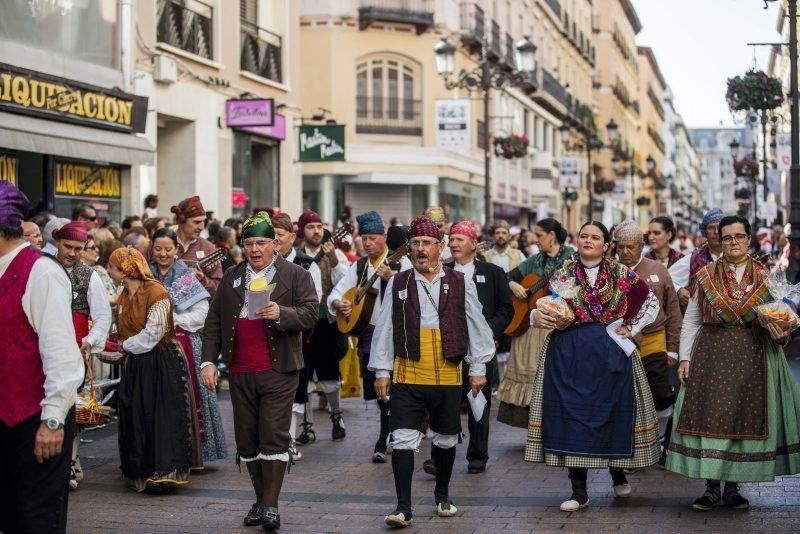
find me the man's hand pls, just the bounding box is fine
[335,299,353,317]
[678,360,691,384]
[322,242,338,266]
[200,364,218,390]
[193,265,208,285]
[34,423,64,464]
[509,281,528,300]
[374,377,391,401]
[678,288,691,308]
[767,322,794,344]
[376,263,394,281]
[79,341,91,363]
[258,302,281,321]
[469,375,487,397]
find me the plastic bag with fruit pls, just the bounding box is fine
[755,270,800,330]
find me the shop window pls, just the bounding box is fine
[233,132,280,218]
[356,55,421,135]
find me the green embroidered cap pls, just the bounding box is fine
[241,211,275,240]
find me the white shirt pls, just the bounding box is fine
[0,242,84,423]
[69,268,112,351]
[144,207,158,219]
[368,268,496,378]
[669,250,720,289]
[121,298,172,355]
[285,248,323,302]
[327,249,391,325]
[453,259,476,281]
[679,264,746,362]
[304,246,350,288]
[488,247,526,273]
[174,299,209,333]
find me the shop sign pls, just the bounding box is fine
[777,133,791,171]
[435,99,471,150]
[298,124,345,162]
[232,189,249,208]
[240,114,286,141]
[559,157,581,188]
[0,63,148,133]
[0,152,17,185]
[54,161,121,198]
[226,99,274,127]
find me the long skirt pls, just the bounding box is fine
[497,327,550,428]
[667,330,800,482]
[118,343,193,492]
[525,323,661,469]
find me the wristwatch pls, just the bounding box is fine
[44,418,64,431]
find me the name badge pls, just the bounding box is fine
[233,278,242,288]
[196,250,206,259]
[476,275,486,283]
[73,291,78,300]
[398,289,408,300]
[649,274,660,283]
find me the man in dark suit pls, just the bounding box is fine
[423,219,514,475]
[200,211,318,532]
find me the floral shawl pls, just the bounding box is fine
[645,247,684,268]
[551,257,651,325]
[150,259,210,314]
[695,258,771,326]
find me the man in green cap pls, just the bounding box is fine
[200,211,319,531]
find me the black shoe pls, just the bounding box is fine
[723,483,750,509]
[244,503,264,527]
[331,412,346,440]
[693,481,722,511]
[373,441,388,463]
[296,421,315,445]
[261,507,280,531]
[422,459,436,476]
[467,459,486,474]
[657,448,667,469]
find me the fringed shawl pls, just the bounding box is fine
[695,258,771,326]
[151,259,210,314]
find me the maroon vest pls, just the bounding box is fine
[391,266,468,363]
[688,245,713,294]
[0,247,47,427]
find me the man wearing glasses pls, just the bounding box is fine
[369,215,495,528]
[200,211,318,531]
[71,203,97,229]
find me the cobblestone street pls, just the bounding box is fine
[67,389,800,533]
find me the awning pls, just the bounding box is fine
[0,112,154,166]
[345,172,437,185]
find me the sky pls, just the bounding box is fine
[632,0,782,128]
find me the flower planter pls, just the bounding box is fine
[726,70,784,112]
[635,196,650,207]
[733,156,759,178]
[493,134,529,159]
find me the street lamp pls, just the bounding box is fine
[646,155,656,174]
[434,36,537,228]
[729,138,741,159]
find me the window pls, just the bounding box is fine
[356,55,421,135]
[157,0,214,60]
[240,0,283,83]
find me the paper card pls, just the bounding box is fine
[649,274,660,283]
[196,250,205,259]
[466,390,487,421]
[233,278,242,288]
[606,319,637,358]
[399,289,408,300]
[476,275,486,283]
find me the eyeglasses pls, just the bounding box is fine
[410,240,440,249]
[720,233,749,245]
[85,245,97,251]
[243,239,274,249]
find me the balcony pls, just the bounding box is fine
[157,0,214,60]
[356,96,422,136]
[540,70,569,107]
[358,0,434,34]
[544,0,561,18]
[504,33,516,68]
[459,2,485,42]
[490,20,502,57]
[240,20,282,83]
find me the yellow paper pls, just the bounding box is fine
[249,277,276,293]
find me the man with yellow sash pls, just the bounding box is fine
[369,215,495,528]
[614,220,681,465]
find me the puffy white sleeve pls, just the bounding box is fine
[309,262,323,303]
[174,299,209,333]
[463,278,496,376]
[331,249,350,286]
[679,297,703,362]
[327,262,358,317]
[668,254,691,289]
[368,277,396,379]
[122,299,172,354]
[84,271,112,351]
[628,290,660,337]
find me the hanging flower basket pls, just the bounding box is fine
[593,178,615,195]
[734,187,751,200]
[733,156,759,177]
[635,195,650,206]
[493,134,529,159]
[726,70,784,112]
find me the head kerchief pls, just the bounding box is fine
[356,211,384,235]
[700,208,724,237]
[450,220,478,240]
[170,196,205,223]
[0,181,28,227]
[409,215,442,241]
[53,221,89,243]
[110,246,153,280]
[613,219,644,244]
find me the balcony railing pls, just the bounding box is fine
[505,33,515,67]
[157,0,214,60]
[459,2,485,41]
[490,20,502,56]
[541,70,569,108]
[240,20,282,83]
[356,96,422,136]
[358,0,434,33]
[544,0,561,18]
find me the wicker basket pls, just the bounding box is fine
[96,350,124,364]
[75,364,106,426]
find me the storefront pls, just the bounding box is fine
[0,63,152,219]
[439,178,484,224]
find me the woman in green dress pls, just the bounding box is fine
[497,218,574,428]
[667,214,800,510]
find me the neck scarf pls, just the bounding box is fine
[150,258,210,313]
[697,257,770,325]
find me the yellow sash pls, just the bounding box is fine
[640,329,667,358]
[393,328,461,385]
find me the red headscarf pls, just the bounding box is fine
[449,220,478,241]
[52,221,89,243]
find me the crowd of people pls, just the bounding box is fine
[2,179,800,532]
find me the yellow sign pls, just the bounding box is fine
[0,63,148,133]
[55,162,121,198]
[0,154,16,185]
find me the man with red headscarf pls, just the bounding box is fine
[53,221,112,490]
[171,196,223,295]
[369,215,495,527]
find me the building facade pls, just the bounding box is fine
[690,127,744,217]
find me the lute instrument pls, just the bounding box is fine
[182,247,227,272]
[312,223,353,263]
[504,272,553,337]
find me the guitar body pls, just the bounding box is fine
[504,272,549,337]
[336,286,379,336]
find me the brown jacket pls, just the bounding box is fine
[178,236,223,296]
[201,254,319,373]
[634,257,682,354]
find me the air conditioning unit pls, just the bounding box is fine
[154,54,177,84]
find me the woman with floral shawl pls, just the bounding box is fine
[107,246,193,493]
[526,221,661,512]
[150,228,227,465]
[667,215,800,511]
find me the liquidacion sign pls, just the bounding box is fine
[226,98,274,127]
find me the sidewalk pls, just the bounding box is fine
[67,392,800,533]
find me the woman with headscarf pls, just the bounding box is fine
[150,228,228,465]
[107,247,193,493]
